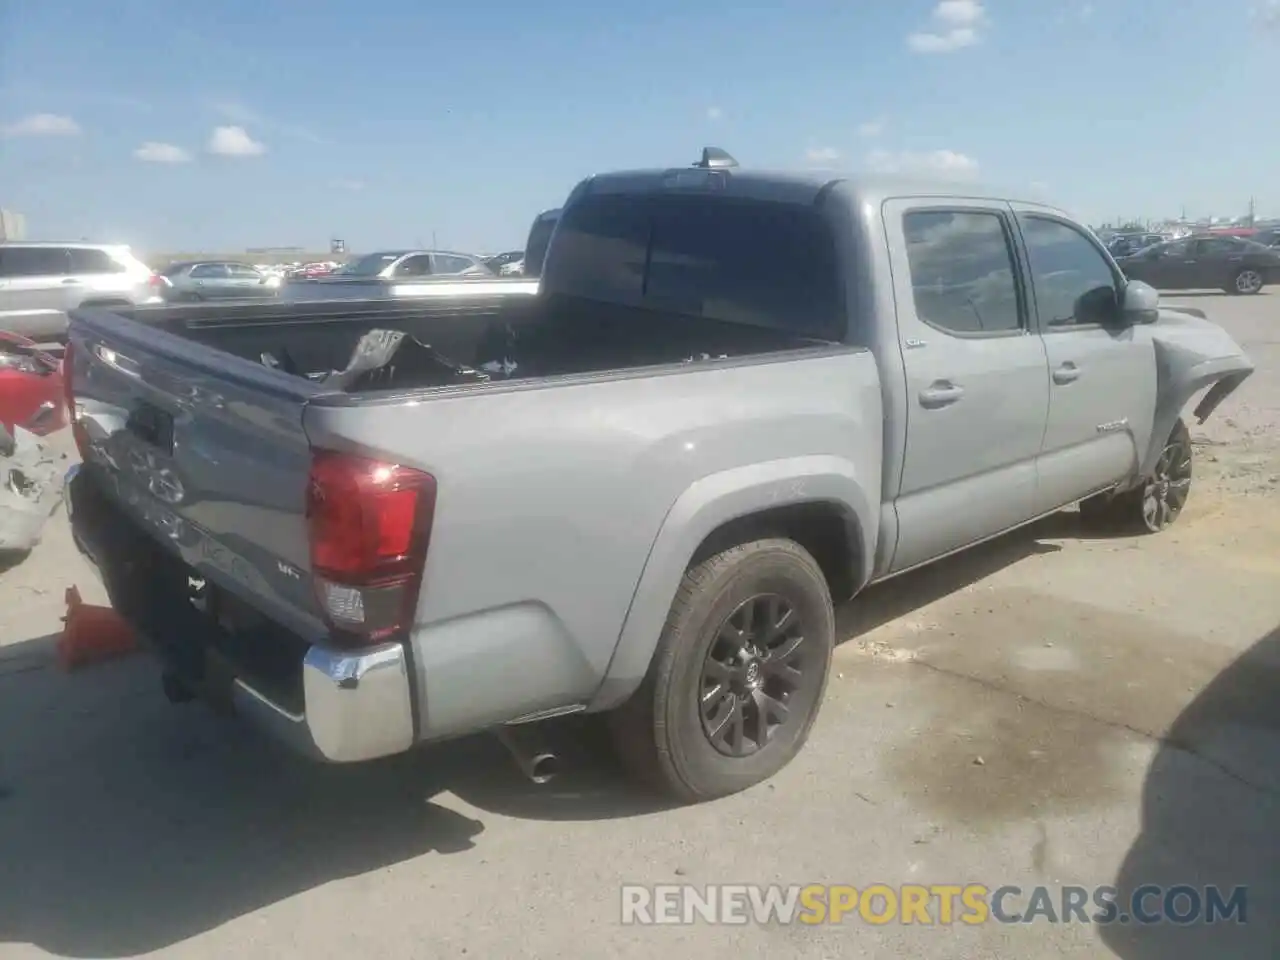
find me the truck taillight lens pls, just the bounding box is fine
[305,449,436,645]
[62,340,90,459]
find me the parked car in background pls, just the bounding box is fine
[484,250,524,274]
[1106,232,1165,258]
[64,147,1252,802]
[0,331,65,436]
[1115,234,1280,294]
[0,242,164,341]
[321,249,493,281]
[160,261,283,301]
[521,208,560,279]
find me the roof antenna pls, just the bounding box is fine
[694,147,738,169]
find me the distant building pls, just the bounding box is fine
[0,209,26,240]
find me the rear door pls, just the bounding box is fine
[188,262,232,298]
[0,246,74,340]
[883,200,1050,573]
[225,262,271,297]
[1011,208,1156,513]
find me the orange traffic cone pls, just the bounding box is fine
[56,586,138,671]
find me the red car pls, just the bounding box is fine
[0,332,67,436]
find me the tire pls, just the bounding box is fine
[1080,418,1193,534]
[1229,269,1264,295]
[609,538,835,803]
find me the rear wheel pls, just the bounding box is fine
[610,538,835,803]
[1080,419,1193,533]
[1229,269,1264,295]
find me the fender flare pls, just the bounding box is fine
[1139,355,1253,479]
[587,455,876,711]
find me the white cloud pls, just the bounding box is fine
[1,113,81,137]
[210,98,325,144]
[1253,0,1280,27]
[133,141,192,163]
[934,0,984,25]
[805,146,841,166]
[330,178,366,191]
[707,106,724,121]
[907,1,985,53]
[857,119,886,138]
[208,125,265,157]
[866,148,979,179]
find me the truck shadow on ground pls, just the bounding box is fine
[0,518,1084,958]
[1100,624,1280,959]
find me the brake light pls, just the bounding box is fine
[148,273,168,289]
[62,340,90,459]
[306,449,436,645]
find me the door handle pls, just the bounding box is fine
[61,278,82,285]
[1053,362,1081,385]
[919,381,964,408]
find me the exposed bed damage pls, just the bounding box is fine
[1136,306,1254,481]
[0,425,63,554]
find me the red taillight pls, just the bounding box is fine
[62,340,90,458]
[148,273,166,288]
[305,449,436,645]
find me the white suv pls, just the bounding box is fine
[0,242,165,341]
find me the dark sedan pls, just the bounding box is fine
[1115,235,1280,295]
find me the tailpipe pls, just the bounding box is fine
[494,722,560,784]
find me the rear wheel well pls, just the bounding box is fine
[689,502,861,602]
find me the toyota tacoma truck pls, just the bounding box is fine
[62,148,1253,803]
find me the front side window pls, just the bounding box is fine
[1019,215,1119,327]
[189,263,229,279]
[393,255,433,278]
[902,210,1023,334]
[226,263,261,279]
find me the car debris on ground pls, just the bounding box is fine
[0,424,65,555]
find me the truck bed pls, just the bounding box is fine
[67,290,879,749]
[105,291,829,394]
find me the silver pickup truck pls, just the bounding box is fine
[63,149,1253,803]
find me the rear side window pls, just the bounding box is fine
[68,247,128,274]
[902,210,1023,334]
[434,254,476,274]
[549,193,843,339]
[189,263,229,279]
[0,246,72,277]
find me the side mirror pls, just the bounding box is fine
[1121,280,1159,325]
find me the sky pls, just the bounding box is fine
[1,0,1278,253]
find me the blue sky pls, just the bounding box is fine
[1,0,1277,253]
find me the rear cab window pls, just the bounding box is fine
[547,191,845,341]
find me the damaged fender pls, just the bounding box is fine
[1136,309,1254,481]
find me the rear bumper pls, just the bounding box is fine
[64,462,415,763]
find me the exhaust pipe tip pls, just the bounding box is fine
[495,724,561,784]
[528,752,560,785]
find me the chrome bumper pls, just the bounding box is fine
[64,463,416,763]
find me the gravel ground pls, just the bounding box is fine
[1,292,1277,959]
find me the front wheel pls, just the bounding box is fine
[1228,269,1264,295]
[609,538,835,803]
[1080,419,1193,533]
